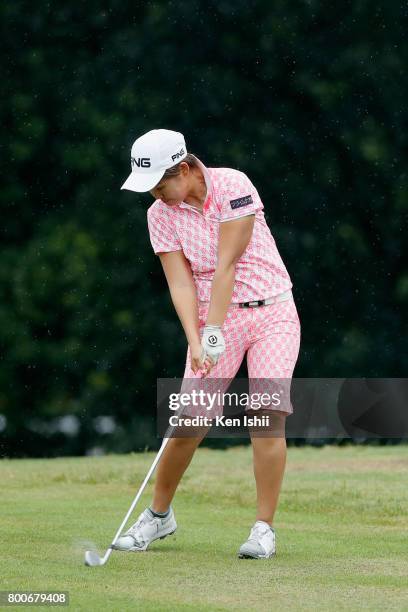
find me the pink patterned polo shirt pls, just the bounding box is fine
[147,155,293,303]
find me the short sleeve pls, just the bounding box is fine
[219,171,264,223]
[147,204,182,254]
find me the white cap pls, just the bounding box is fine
[121,129,187,192]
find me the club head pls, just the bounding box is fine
[84,550,102,567]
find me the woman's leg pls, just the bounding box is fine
[246,298,301,526]
[151,430,208,513]
[248,411,287,525]
[151,301,248,513]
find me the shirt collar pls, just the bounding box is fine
[178,154,213,214]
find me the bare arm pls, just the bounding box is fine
[158,250,201,346]
[206,214,256,326]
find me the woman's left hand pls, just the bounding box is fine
[201,325,226,374]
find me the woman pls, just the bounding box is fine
[115,128,301,559]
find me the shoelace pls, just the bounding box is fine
[248,524,270,542]
[125,514,149,542]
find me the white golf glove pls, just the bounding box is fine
[201,325,226,365]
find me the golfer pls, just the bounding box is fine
[114,129,301,559]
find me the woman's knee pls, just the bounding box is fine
[247,409,287,438]
[168,425,210,445]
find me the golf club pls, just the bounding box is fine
[84,366,211,567]
[84,423,176,566]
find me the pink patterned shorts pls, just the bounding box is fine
[180,294,301,418]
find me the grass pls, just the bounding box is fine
[1,444,408,611]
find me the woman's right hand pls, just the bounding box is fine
[190,341,214,376]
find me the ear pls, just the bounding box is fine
[179,161,190,178]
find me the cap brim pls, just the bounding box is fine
[120,169,165,192]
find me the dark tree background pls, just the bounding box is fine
[1,1,407,456]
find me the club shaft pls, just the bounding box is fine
[112,438,171,545]
[99,373,205,565]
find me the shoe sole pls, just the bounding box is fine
[238,551,276,559]
[159,529,177,540]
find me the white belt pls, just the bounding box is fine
[235,289,293,308]
[199,289,293,309]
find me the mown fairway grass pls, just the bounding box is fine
[1,444,407,611]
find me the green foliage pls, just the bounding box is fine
[0,1,407,455]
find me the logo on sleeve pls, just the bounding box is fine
[230,195,253,210]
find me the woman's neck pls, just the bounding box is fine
[184,168,207,209]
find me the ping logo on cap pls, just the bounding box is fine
[171,147,185,162]
[131,157,151,168]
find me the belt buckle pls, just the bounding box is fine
[239,299,265,308]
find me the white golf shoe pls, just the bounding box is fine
[238,520,276,559]
[113,507,177,552]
